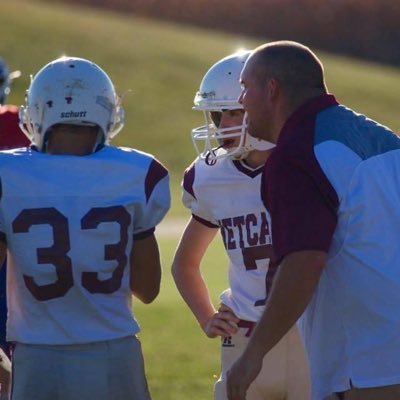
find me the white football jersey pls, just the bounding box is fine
[182,156,276,321]
[0,146,170,345]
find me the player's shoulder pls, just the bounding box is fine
[186,155,230,172]
[102,145,168,174]
[182,156,232,198]
[103,145,151,161]
[0,105,19,123]
[0,147,32,165]
[0,146,31,155]
[184,155,231,181]
[0,104,18,116]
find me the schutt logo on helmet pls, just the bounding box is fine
[60,111,88,118]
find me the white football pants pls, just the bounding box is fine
[214,323,311,400]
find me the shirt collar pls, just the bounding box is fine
[278,94,338,144]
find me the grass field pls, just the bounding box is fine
[2,1,400,398]
[135,235,227,400]
[3,0,400,218]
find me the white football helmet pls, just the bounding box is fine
[192,51,273,164]
[19,56,124,151]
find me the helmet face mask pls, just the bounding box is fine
[19,56,124,152]
[192,109,248,165]
[191,51,253,164]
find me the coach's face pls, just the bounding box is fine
[239,55,274,143]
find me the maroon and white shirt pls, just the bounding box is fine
[263,94,400,399]
[0,105,31,149]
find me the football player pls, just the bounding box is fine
[0,57,31,400]
[0,56,170,400]
[0,58,29,148]
[172,51,310,400]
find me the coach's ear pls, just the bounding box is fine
[266,77,280,102]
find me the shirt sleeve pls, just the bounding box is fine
[133,158,170,237]
[263,148,338,264]
[181,161,219,228]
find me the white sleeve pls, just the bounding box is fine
[181,161,219,228]
[133,158,170,238]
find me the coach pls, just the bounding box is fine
[226,40,400,400]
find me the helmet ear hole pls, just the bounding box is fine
[210,111,221,127]
[19,105,34,143]
[108,104,124,140]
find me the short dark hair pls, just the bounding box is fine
[251,41,327,93]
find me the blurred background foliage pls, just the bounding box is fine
[2,0,400,217]
[48,0,400,66]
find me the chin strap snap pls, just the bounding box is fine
[205,143,226,166]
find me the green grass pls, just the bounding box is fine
[3,0,400,217]
[1,0,256,217]
[136,236,228,400]
[2,2,400,398]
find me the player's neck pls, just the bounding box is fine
[46,125,99,156]
[244,149,272,168]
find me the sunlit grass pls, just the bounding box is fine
[2,3,400,397]
[135,236,227,400]
[2,0,400,218]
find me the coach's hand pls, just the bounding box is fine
[226,350,263,400]
[201,304,240,338]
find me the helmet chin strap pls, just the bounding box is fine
[205,143,225,165]
[230,145,250,160]
[92,128,105,153]
[205,135,254,165]
[229,133,275,161]
[246,134,276,151]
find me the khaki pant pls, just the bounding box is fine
[11,335,151,400]
[214,324,311,400]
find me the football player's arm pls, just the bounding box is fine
[226,250,326,400]
[130,233,161,304]
[172,216,239,338]
[130,157,170,304]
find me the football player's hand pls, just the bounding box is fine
[226,350,263,400]
[201,304,240,338]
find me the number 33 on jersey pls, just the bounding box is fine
[0,145,170,345]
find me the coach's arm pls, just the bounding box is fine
[226,250,326,400]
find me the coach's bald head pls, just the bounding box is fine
[239,41,328,142]
[251,41,327,101]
